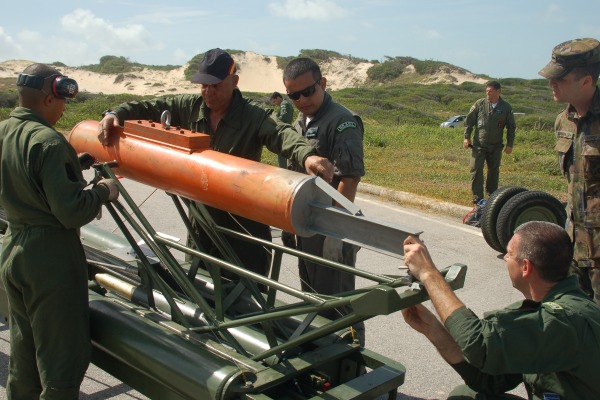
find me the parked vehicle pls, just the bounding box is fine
[440,115,466,128]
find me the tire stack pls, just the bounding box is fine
[480,186,567,253]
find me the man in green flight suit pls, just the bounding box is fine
[0,63,119,399]
[538,37,600,305]
[270,91,294,168]
[402,221,600,399]
[98,49,333,283]
[463,81,516,204]
[283,57,366,345]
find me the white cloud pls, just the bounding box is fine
[268,0,349,21]
[60,9,154,54]
[543,4,564,22]
[0,26,24,60]
[424,29,441,40]
[130,8,212,25]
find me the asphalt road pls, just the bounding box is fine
[0,176,527,400]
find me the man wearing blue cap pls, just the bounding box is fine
[539,38,600,305]
[98,49,333,282]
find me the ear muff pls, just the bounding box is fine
[51,76,78,99]
[16,73,78,99]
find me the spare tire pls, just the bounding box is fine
[481,186,528,253]
[496,191,567,253]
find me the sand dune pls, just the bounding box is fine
[0,52,485,97]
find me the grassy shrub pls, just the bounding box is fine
[275,49,368,70]
[79,56,179,74]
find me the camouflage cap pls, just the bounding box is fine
[539,38,600,79]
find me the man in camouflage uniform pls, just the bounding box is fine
[464,81,517,203]
[539,37,600,305]
[270,92,295,168]
[283,57,366,345]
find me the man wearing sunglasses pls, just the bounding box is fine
[283,57,366,345]
[0,63,118,399]
[98,49,333,284]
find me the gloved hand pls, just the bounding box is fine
[78,152,95,170]
[97,178,119,201]
[322,236,344,263]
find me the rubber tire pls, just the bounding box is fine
[480,186,528,253]
[496,191,567,253]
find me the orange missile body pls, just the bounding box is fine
[69,120,328,235]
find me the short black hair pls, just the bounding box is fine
[571,62,600,85]
[486,80,501,90]
[514,221,573,282]
[18,63,62,105]
[283,58,322,82]
[270,92,282,100]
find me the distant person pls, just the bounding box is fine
[282,57,366,344]
[270,91,295,168]
[538,37,600,305]
[463,81,516,204]
[402,221,600,399]
[0,63,118,399]
[98,48,333,282]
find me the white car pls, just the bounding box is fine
[440,115,466,128]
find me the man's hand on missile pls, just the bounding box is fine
[97,114,120,146]
[97,178,119,201]
[304,155,334,183]
[403,235,438,282]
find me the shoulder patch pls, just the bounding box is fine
[543,302,563,310]
[336,121,357,133]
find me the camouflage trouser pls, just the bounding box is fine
[448,385,525,399]
[571,261,600,305]
[470,144,503,202]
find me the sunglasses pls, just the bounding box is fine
[286,80,321,101]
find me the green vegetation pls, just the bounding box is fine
[367,56,471,83]
[78,55,179,74]
[276,49,368,70]
[0,56,567,208]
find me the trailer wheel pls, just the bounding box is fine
[481,186,528,253]
[496,191,566,253]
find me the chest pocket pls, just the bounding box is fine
[555,131,574,176]
[582,135,600,182]
[491,108,507,129]
[582,135,600,233]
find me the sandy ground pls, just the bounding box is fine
[0,52,485,97]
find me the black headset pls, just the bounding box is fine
[16,73,79,99]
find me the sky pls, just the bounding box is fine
[1,0,599,80]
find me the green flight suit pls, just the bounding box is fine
[445,276,600,399]
[275,98,294,168]
[109,90,316,279]
[0,107,109,399]
[289,92,365,344]
[554,87,600,304]
[464,97,516,201]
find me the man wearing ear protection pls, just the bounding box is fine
[0,63,118,399]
